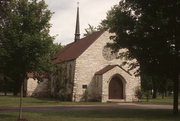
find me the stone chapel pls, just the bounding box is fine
[51,5,140,102]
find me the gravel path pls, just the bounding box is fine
[0,103,179,112]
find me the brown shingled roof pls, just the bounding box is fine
[27,73,48,78]
[52,29,106,64]
[95,65,132,76]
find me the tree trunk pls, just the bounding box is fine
[165,89,168,97]
[173,74,179,115]
[3,76,7,96]
[172,0,179,115]
[146,96,149,102]
[162,91,164,99]
[146,91,150,102]
[4,90,7,96]
[152,88,157,99]
[13,91,18,96]
[23,79,27,97]
[13,81,20,96]
[18,81,23,120]
[4,80,7,96]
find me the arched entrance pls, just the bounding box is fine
[109,75,124,99]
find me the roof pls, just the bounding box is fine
[27,73,48,78]
[52,29,106,64]
[95,65,132,76]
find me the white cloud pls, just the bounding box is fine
[44,0,120,45]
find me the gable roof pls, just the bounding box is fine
[52,29,106,64]
[27,73,48,78]
[95,65,132,76]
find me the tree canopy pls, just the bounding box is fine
[104,0,180,114]
[83,24,98,37]
[0,0,54,94]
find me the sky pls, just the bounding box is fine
[44,0,120,45]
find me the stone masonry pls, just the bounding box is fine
[72,31,140,102]
[26,78,50,97]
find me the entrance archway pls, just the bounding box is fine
[109,75,124,99]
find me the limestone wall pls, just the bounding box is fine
[73,31,140,102]
[26,78,50,97]
[92,75,103,101]
[73,31,110,101]
[101,66,140,102]
[50,60,76,99]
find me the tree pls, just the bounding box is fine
[83,24,98,37]
[104,0,180,114]
[50,43,63,58]
[0,73,13,96]
[0,0,53,119]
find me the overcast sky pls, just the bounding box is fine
[44,0,120,45]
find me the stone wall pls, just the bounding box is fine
[50,60,76,100]
[26,78,50,97]
[93,75,103,101]
[73,31,111,101]
[101,66,140,102]
[73,31,140,102]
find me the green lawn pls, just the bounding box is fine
[0,96,113,107]
[0,95,180,107]
[0,109,179,121]
[0,96,180,121]
[135,96,180,105]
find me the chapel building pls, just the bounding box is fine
[51,5,140,102]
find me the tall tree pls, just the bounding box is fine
[0,0,53,119]
[83,24,98,37]
[104,0,180,114]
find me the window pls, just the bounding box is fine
[82,85,87,89]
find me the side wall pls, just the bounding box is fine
[26,78,50,97]
[50,60,76,100]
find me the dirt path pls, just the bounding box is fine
[0,103,179,112]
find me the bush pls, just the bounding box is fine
[82,89,89,102]
[135,87,143,101]
[57,88,68,101]
[143,90,151,102]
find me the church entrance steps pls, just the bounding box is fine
[107,99,125,103]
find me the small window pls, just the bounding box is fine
[82,85,87,89]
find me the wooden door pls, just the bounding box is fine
[109,76,123,99]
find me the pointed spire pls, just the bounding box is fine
[74,2,80,42]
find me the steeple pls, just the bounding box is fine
[74,2,80,42]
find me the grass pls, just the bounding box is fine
[0,109,179,121]
[135,96,180,105]
[0,96,113,107]
[0,95,180,107]
[0,95,179,121]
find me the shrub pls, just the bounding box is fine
[57,88,68,101]
[143,90,151,102]
[135,87,143,102]
[82,89,89,102]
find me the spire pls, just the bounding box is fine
[74,2,80,42]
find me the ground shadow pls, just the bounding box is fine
[0,109,180,121]
[0,113,16,119]
[36,109,180,121]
